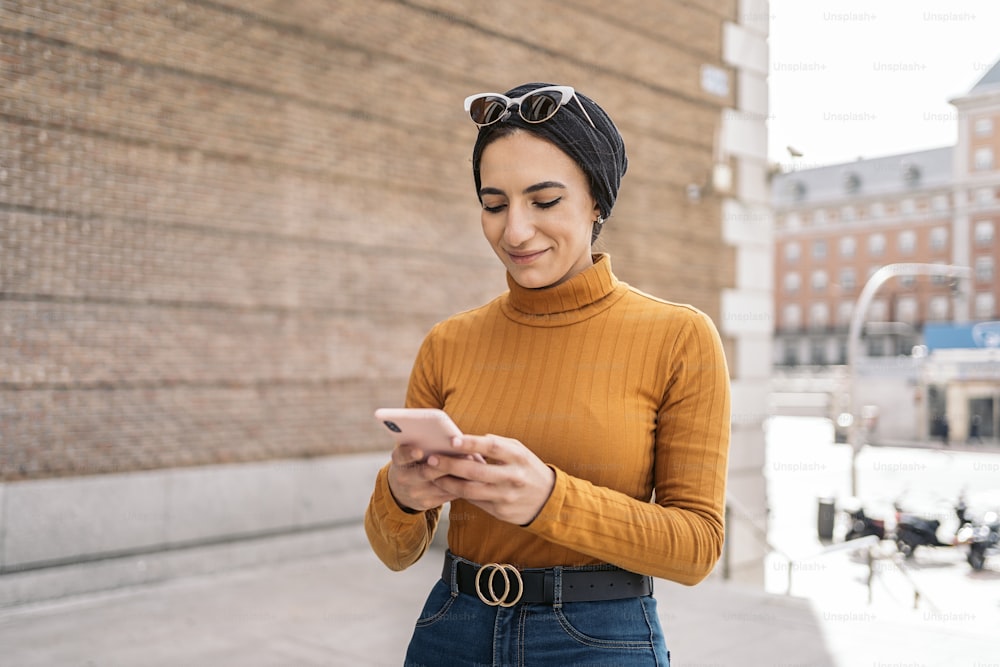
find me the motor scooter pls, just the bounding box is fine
[844,505,886,541]
[893,498,969,559]
[956,510,1000,571]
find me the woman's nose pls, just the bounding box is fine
[503,205,535,246]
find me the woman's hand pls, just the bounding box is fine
[386,444,459,513]
[427,434,556,526]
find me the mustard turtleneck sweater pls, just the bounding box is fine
[365,254,731,585]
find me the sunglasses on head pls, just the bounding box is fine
[464,85,596,129]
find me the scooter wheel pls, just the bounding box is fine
[968,548,986,571]
[896,539,914,558]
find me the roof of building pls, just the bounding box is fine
[771,146,953,208]
[970,58,1000,93]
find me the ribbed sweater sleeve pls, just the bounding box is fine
[364,463,441,571]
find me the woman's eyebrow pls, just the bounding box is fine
[523,181,566,194]
[479,181,567,198]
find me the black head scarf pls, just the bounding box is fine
[470,82,628,238]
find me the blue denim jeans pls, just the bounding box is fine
[403,577,670,666]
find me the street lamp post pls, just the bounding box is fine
[846,263,971,496]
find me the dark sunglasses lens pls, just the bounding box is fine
[469,96,509,125]
[520,91,563,122]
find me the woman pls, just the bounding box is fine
[365,82,731,666]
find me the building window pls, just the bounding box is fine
[812,239,827,260]
[810,302,829,329]
[839,236,856,258]
[839,268,856,291]
[786,212,802,230]
[903,163,921,186]
[812,270,828,292]
[790,180,807,202]
[931,261,949,285]
[868,233,886,257]
[932,195,948,212]
[812,209,827,226]
[870,202,885,218]
[810,339,826,365]
[783,304,801,330]
[867,336,887,357]
[900,274,916,288]
[975,147,994,171]
[976,256,994,283]
[784,272,801,294]
[929,296,949,321]
[977,188,996,205]
[837,300,854,327]
[869,298,888,321]
[975,292,995,319]
[898,230,916,255]
[783,341,799,366]
[975,221,994,246]
[843,172,862,194]
[900,198,916,215]
[897,296,918,323]
[841,205,858,221]
[975,117,994,136]
[930,226,948,251]
[785,241,800,263]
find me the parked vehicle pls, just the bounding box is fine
[956,510,1000,571]
[893,498,969,558]
[844,505,886,541]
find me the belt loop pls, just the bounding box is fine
[552,566,563,609]
[447,551,459,598]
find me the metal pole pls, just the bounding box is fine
[846,263,971,496]
[866,547,874,605]
[722,503,731,580]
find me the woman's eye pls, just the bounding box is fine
[483,203,506,213]
[535,197,561,209]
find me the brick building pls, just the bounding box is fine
[773,59,1000,367]
[1,1,771,601]
[772,59,1000,443]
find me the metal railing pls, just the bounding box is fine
[723,499,937,609]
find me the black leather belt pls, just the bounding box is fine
[442,550,653,606]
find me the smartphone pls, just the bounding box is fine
[374,408,485,463]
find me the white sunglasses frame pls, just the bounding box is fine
[463,85,596,129]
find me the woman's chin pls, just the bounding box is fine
[507,267,567,289]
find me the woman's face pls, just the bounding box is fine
[478,131,600,289]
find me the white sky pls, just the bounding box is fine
[767,0,1000,170]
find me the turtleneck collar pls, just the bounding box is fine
[500,253,627,327]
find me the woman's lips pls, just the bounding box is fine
[507,249,548,264]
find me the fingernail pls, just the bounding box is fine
[452,436,462,448]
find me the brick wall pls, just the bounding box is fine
[1,0,736,481]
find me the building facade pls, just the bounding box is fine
[772,59,1000,442]
[773,60,1000,368]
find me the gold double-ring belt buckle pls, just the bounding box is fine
[474,563,523,607]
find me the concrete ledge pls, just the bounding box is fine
[3,470,173,568]
[0,521,370,608]
[0,452,391,606]
[1,452,388,571]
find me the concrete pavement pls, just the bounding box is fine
[1,525,998,666]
